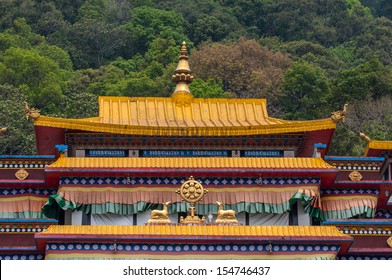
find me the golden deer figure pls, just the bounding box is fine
[215,201,238,224]
[147,201,172,224]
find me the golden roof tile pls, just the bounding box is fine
[47,156,335,169]
[34,96,336,136]
[38,225,347,238]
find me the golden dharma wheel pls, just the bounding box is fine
[177,176,206,203]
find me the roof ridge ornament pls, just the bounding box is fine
[331,104,348,123]
[24,102,40,120]
[171,41,194,106]
[359,132,371,143]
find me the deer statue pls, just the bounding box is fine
[215,201,238,224]
[147,201,172,224]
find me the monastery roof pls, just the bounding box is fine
[47,156,335,170]
[37,225,348,238]
[31,42,340,137]
[360,133,392,157]
[33,96,336,136]
[364,140,392,157]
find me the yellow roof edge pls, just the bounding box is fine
[37,225,348,238]
[47,156,335,169]
[364,140,392,156]
[98,95,268,103]
[34,115,336,136]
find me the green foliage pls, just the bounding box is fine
[61,91,99,119]
[280,61,330,120]
[0,84,36,155]
[0,47,65,113]
[124,6,189,54]
[190,78,230,98]
[330,58,392,106]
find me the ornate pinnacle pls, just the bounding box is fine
[171,42,194,105]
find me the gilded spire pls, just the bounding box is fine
[171,41,194,106]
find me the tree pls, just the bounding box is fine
[189,39,291,115]
[0,47,66,114]
[280,61,330,120]
[190,78,230,98]
[0,84,36,155]
[329,96,392,156]
[124,6,189,55]
[330,58,392,106]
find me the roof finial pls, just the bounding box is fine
[331,103,348,123]
[171,41,194,106]
[360,132,371,143]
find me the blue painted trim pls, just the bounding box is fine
[55,144,68,153]
[314,143,327,148]
[324,156,385,161]
[323,220,392,225]
[0,219,57,223]
[0,155,55,159]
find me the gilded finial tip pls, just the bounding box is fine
[360,132,371,143]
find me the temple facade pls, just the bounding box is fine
[0,43,391,260]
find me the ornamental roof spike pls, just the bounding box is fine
[171,41,194,105]
[360,132,371,143]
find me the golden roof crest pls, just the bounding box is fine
[171,42,194,106]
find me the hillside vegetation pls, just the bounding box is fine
[0,0,392,155]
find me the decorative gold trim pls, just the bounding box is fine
[24,102,40,120]
[348,171,362,181]
[387,236,392,248]
[15,168,29,180]
[331,104,348,123]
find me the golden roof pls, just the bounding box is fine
[48,156,335,169]
[33,42,337,137]
[38,225,347,238]
[364,140,392,156]
[34,96,336,136]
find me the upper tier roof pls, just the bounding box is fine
[34,96,337,136]
[31,42,343,138]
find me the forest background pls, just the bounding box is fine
[0,0,392,156]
